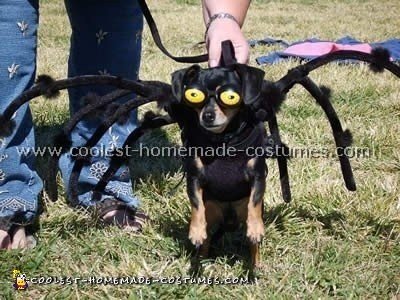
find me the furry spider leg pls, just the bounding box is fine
[298,77,356,190]
[256,80,290,202]
[272,48,400,191]
[276,48,400,93]
[278,73,356,191]
[0,75,167,138]
[55,79,172,149]
[54,89,133,151]
[267,114,291,202]
[0,74,171,200]
[302,49,400,76]
[45,89,134,202]
[92,113,175,201]
[68,95,172,206]
[65,89,131,135]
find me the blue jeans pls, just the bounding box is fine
[0,0,143,231]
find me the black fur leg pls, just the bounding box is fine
[92,114,174,199]
[44,156,60,202]
[304,49,400,77]
[0,74,171,137]
[0,115,16,138]
[267,115,291,202]
[299,77,356,191]
[65,89,131,135]
[275,49,400,95]
[67,97,163,205]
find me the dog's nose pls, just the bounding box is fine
[203,111,215,123]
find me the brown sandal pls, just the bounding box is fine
[93,198,149,232]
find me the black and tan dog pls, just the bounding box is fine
[168,62,278,268]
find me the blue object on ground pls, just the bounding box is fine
[254,35,400,64]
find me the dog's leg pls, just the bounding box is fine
[186,157,207,248]
[188,184,206,247]
[249,239,261,269]
[199,200,224,258]
[245,157,266,268]
[247,198,264,268]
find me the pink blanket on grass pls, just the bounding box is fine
[282,41,372,56]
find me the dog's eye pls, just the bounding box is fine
[184,88,206,104]
[219,90,241,106]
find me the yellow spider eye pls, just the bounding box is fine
[184,88,206,104]
[219,90,241,106]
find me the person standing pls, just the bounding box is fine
[0,0,251,249]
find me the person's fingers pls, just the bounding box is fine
[208,39,221,67]
[234,42,250,64]
[0,229,11,249]
[206,19,249,67]
[11,226,27,249]
[209,40,249,66]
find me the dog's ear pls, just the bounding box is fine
[234,64,265,105]
[171,65,201,101]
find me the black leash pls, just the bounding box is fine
[137,0,208,63]
[136,0,239,194]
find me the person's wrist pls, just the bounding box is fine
[205,12,240,37]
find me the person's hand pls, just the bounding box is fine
[205,18,249,67]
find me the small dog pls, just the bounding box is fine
[168,63,273,268]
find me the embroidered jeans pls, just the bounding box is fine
[0,0,143,230]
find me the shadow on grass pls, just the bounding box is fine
[127,126,182,182]
[264,203,347,235]
[265,203,400,241]
[156,202,349,277]
[158,211,263,278]
[365,215,400,241]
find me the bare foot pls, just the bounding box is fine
[11,226,27,249]
[0,229,11,249]
[0,226,36,250]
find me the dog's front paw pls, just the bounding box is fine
[189,222,207,247]
[246,219,265,244]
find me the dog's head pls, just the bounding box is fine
[171,64,265,133]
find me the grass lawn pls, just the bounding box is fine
[0,0,399,298]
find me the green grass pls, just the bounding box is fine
[1,0,399,298]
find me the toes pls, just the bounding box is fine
[189,235,206,247]
[0,230,11,249]
[11,226,27,249]
[189,227,207,247]
[246,221,265,243]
